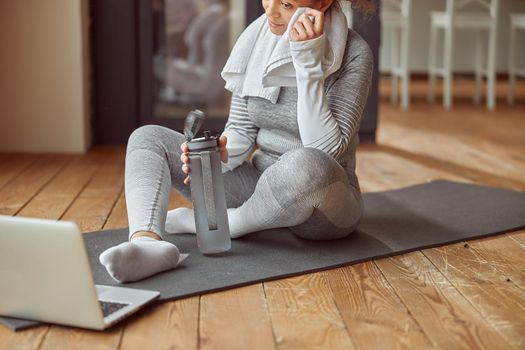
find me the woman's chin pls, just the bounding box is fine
[269,26,286,36]
[267,19,286,35]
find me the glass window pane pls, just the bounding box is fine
[152,0,245,122]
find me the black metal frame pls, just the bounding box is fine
[90,0,141,145]
[353,0,380,143]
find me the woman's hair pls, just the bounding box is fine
[338,0,375,12]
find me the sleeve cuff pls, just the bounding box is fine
[289,34,325,53]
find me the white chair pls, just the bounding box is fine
[428,0,500,110]
[382,0,412,109]
[508,13,525,105]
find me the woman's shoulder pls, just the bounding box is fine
[342,29,373,64]
[325,29,373,86]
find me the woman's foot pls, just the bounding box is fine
[99,236,188,283]
[166,207,256,239]
[165,208,197,234]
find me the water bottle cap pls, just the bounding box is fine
[187,131,219,151]
[184,109,206,141]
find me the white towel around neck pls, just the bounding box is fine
[221,5,348,103]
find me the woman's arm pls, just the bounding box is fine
[221,94,259,172]
[291,31,373,160]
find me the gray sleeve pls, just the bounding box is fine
[221,94,258,172]
[325,33,373,159]
[290,31,373,160]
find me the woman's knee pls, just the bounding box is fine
[127,125,184,156]
[268,147,346,202]
[281,148,341,182]
[281,147,333,168]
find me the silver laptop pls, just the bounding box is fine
[0,215,160,330]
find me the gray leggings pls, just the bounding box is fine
[125,125,363,240]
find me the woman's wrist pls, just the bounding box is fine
[290,33,324,51]
[290,34,325,82]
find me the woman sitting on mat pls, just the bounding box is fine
[100,0,374,283]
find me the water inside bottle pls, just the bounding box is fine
[197,229,231,254]
[189,139,231,255]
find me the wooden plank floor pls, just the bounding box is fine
[1,79,524,349]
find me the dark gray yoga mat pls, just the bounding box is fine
[3,180,525,331]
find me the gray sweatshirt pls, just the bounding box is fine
[221,29,373,192]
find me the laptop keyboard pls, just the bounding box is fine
[99,300,129,317]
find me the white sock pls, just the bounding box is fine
[165,207,197,234]
[227,208,255,239]
[166,207,255,239]
[99,236,189,283]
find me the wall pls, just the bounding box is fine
[380,0,525,73]
[0,0,91,153]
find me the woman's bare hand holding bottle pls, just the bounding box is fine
[180,135,228,185]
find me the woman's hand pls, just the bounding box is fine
[180,135,228,185]
[289,9,325,42]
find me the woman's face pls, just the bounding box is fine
[262,0,320,35]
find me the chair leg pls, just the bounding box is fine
[428,24,438,103]
[487,23,497,110]
[401,23,410,109]
[508,22,516,105]
[474,30,484,105]
[443,24,454,109]
[391,27,399,105]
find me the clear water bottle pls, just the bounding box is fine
[184,111,231,254]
